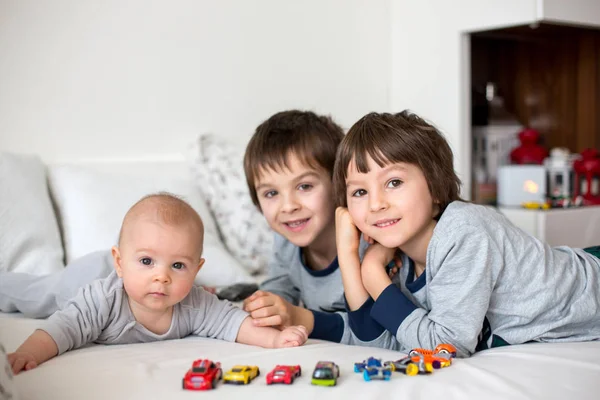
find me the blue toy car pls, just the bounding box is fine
[353,357,382,373]
[362,365,392,381]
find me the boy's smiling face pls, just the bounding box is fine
[345,155,438,255]
[255,154,336,250]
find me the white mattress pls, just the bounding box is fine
[2,313,599,400]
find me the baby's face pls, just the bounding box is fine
[114,217,204,314]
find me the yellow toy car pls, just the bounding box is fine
[223,365,260,385]
[521,201,550,210]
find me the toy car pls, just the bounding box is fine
[363,365,392,381]
[311,361,340,386]
[522,201,550,210]
[182,359,222,390]
[408,343,457,369]
[354,357,382,372]
[223,365,260,385]
[265,365,302,385]
[384,353,433,376]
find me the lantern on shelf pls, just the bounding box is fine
[573,148,600,206]
[544,148,575,200]
[510,129,549,165]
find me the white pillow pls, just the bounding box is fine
[48,162,254,287]
[0,152,65,275]
[188,134,273,274]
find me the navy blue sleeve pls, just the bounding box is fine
[309,310,343,342]
[345,297,385,341]
[370,284,417,337]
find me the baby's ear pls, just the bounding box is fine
[195,258,205,274]
[111,246,123,277]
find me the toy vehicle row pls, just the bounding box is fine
[182,344,457,390]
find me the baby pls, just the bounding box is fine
[8,193,307,374]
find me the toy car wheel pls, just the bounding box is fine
[384,374,390,381]
[298,366,302,376]
[182,379,186,389]
[405,363,419,376]
[432,360,441,369]
[363,370,371,381]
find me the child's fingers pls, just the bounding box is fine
[242,290,266,307]
[249,305,280,319]
[291,325,308,341]
[252,315,283,327]
[243,293,274,312]
[24,360,37,371]
[282,340,300,348]
[10,357,26,375]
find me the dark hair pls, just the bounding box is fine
[333,110,462,215]
[244,110,344,208]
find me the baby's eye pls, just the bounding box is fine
[387,179,403,188]
[264,190,277,198]
[298,183,313,191]
[172,262,185,270]
[352,189,367,197]
[140,257,152,266]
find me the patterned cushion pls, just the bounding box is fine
[188,134,272,274]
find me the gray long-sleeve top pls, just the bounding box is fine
[343,201,600,357]
[41,271,249,355]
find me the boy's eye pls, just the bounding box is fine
[352,189,367,197]
[387,179,403,188]
[140,257,152,266]
[298,183,313,191]
[172,262,185,270]
[264,190,277,198]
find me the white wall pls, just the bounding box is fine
[0,0,390,163]
[390,0,539,198]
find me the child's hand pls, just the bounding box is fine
[336,207,361,256]
[243,291,294,328]
[363,242,397,267]
[7,351,38,374]
[272,325,308,348]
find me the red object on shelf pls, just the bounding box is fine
[573,148,600,205]
[510,129,549,165]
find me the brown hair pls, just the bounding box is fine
[333,110,462,215]
[244,110,344,208]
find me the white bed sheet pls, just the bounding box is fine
[1,312,599,400]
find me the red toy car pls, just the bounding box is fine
[266,365,302,385]
[182,359,223,390]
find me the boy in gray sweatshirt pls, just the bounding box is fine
[7,193,307,374]
[333,111,600,357]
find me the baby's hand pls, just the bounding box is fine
[273,325,308,348]
[7,351,38,374]
[243,291,294,328]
